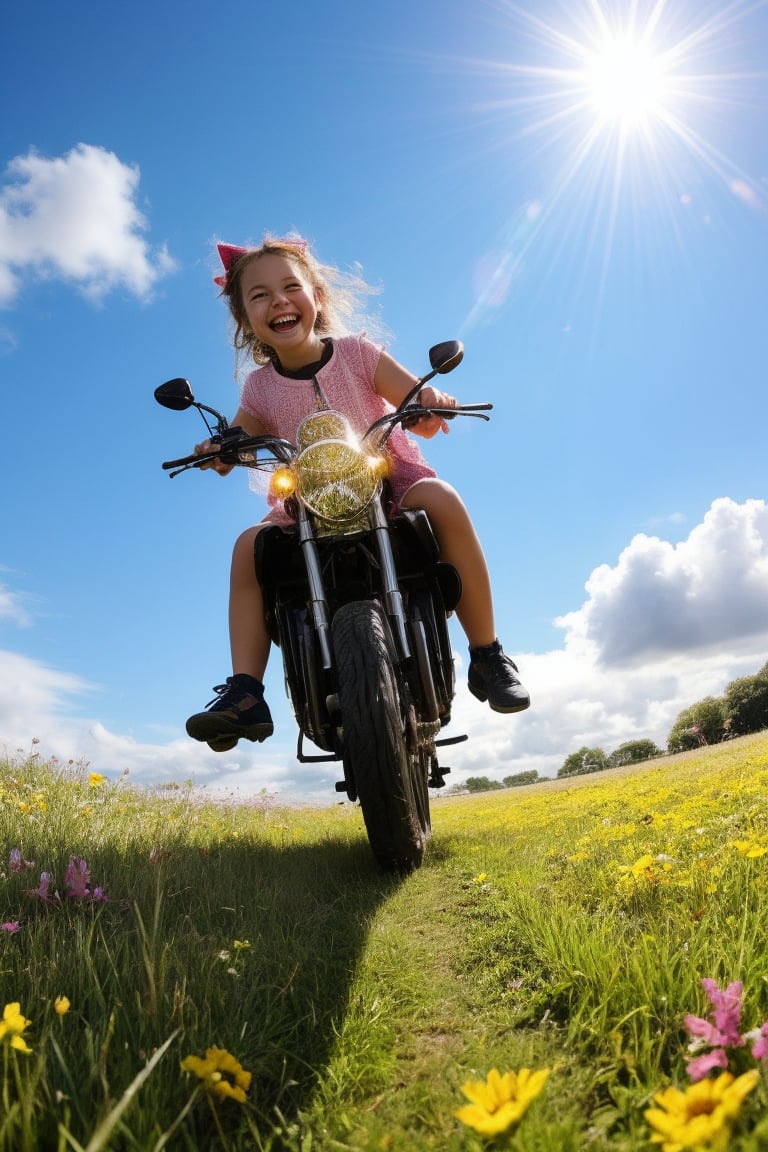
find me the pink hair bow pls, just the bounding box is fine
[214,242,250,287]
[214,237,309,287]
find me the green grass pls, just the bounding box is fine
[2,737,768,1149]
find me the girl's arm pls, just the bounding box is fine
[373,350,456,439]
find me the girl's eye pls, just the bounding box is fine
[250,291,268,301]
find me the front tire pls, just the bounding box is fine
[333,601,428,872]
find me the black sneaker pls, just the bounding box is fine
[468,641,531,714]
[186,674,274,750]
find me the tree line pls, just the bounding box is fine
[453,660,768,792]
[558,658,768,778]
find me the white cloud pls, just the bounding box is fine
[0,144,175,305]
[556,498,768,665]
[0,582,32,627]
[3,497,768,800]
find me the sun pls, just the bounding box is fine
[583,34,670,129]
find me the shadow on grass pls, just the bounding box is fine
[142,831,402,1140]
[3,802,405,1148]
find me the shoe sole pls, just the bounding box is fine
[186,716,274,745]
[207,735,238,753]
[468,683,531,714]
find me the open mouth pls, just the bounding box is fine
[270,314,299,332]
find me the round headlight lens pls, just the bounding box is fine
[297,439,379,523]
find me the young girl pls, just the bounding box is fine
[186,235,529,751]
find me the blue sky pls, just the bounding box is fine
[2,0,767,802]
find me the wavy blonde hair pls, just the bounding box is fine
[219,235,386,367]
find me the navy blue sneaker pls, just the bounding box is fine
[186,674,274,751]
[468,641,530,714]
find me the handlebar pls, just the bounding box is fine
[368,401,493,444]
[161,403,493,477]
[162,432,297,477]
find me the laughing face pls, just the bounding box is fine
[240,252,326,369]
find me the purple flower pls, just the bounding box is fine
[1,921,20,934]
[9,849,33,874]
[28,872,53,901]
[701,979,744,1047]
[92,887,107,903]
[64,857,91,899]
[684,1013,727,1049]
[686,1047,730,1082]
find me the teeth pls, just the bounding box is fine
[272,314,298,328]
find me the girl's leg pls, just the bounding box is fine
[186,524,274,748]
[229,524,271,679]
[400,478,495,648]
[401,478,530,714]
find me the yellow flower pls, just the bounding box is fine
[0,1002,33,1053]
[730,839,768,858]
[474,873,488,884]
[88,772,107,787]
[645,1069,760,1151]
[455,1067,550,1137]
[181,1046,252,1104]
[54,996,71,1017]
[618,853,657,882]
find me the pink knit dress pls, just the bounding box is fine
[239,335,436,524]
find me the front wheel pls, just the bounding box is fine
[333,601,429,872]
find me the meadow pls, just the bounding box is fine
[1,735,768,1150]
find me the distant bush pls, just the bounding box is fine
[464,775,504,793]
[502,770,540,788]
[723,663,768,736]
[667,696,728,753]
[557,746,608,778]
[607,739,663,768]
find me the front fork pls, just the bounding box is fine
[369,499,412,662]
[296,504,333,670]
[297,500,412,669]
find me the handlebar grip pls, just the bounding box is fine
[162,452,204,470]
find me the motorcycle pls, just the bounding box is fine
[154,341,492,871]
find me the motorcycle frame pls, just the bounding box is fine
[254,491,461,797]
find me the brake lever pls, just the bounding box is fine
[401,403,492,428]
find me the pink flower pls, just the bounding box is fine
[684,1013,727,1049]
[1,922,20,934]
[92,887,107,902]
[64,857,91,898]
[701,979,744,1047]
[8,849,33,874]
[684,979,748,1080]
[750,1022,768,1061]
[28,872,54,901]
[686,1048,730,1082]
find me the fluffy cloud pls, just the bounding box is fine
[0,144,175,305]
[3,498,768,800]
[556,498,768,665]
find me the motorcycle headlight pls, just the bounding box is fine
[297,438,380,523]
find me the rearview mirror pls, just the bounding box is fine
[154,378,195,411]
[428,341,464,375]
